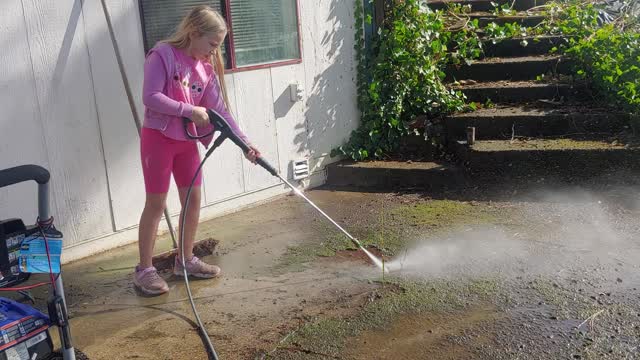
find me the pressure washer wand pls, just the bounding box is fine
[179,111,388,359]
[277,176,386,270]
[185,110,387,271]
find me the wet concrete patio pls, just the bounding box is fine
[57,190,387,360]
[21,180,640,360]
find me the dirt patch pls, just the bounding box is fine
[337,161,444,170]
[272,198,505,274]
[152,238,219,272]
[344,306,500,360]
[472,137,629,152]
[269,277,502,359]
[391,199,498,227]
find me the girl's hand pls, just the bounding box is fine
[245,146,261,164]
[190,106,210,127]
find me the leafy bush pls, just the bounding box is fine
[334,0,476,160]
[336,0,639,161]
[565,26,640,113]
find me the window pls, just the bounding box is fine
[139,0,302,71]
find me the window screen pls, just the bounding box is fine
[229,0,300,67]
[139,1,301,69]
[139,1,224,52]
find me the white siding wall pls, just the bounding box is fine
[0,0,358,262]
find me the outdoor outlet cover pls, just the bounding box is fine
[289,83,304,102]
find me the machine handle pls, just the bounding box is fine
[0,165,50,188]
[183,110,279,177]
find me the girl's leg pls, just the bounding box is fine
[135,128,175,295]
[172,141,220,278]
[138,192,169,268]
[136,197,170,295]
[138,128,175,268]
[177,186,201,260]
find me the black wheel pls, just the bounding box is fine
[46,348,90,360]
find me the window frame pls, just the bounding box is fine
[138,0,303,74]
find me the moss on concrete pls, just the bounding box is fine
[272,200,503,273]
[393,200,497,227]
[269,277,501,359]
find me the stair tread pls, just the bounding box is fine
[466,11,546,17]
[468,54,564,64]
[326,160,464,189]
[446,53,571,83]
[481,34,565,41]
[451,79,572,89]
[336,160,454,170]
[469,137,637,152]
[450,104,626,118]
[427,0,550,8]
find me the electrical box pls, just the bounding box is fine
[289,83,304,102]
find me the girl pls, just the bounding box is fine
[134,5,260,295]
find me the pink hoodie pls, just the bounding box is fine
[142,43,249,148]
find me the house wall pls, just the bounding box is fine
[0,0,359,262]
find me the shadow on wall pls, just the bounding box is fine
[273,83,297,180]
[0,0,144,245]
[295,0,359,166]
[274,87,295,120]
[82,0,150,233]
[0,0,85,226]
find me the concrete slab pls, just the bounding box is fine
[51,190,388,360]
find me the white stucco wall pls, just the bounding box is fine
[0,0,358,262]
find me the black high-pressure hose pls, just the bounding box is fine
[180,110,279,360]
[180,149,219,360]
[180,109,386,359]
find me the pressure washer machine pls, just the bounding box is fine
[0,165,77,360]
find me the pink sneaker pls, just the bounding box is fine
[133,266,169,295]
[174,256,221,279]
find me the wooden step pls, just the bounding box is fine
[447,55,571,82]
[481,36,566,58]
[470,13,546,27]
[450,135,640,177]
[444,104,630,140]
[427,0,550,12]
[453,80,589,103]
[325,160,466,190]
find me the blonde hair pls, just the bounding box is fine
[163,5,232,111]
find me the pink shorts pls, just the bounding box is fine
[140,127,202,193]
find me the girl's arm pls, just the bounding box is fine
[142,52,194,118]
[201,74,250,144]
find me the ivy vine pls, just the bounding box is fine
[335,0,639,161]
